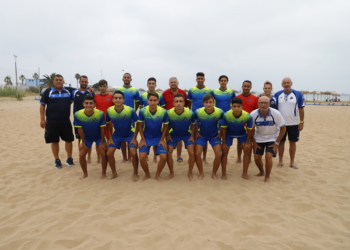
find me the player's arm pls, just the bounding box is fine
[298,107,304,131]
[269,126,286,155]
[187,100,192,109]
[159,123,168,149]
[135,101,140,111]
[77,127,87,150]
[40,104,46,128]
[137,122,147,148]
[189,123,196,143]
[99,112,107,149]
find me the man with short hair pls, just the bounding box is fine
[250,96,286,183]
[213,75,236,112]
[140,77,165,108]
[236,80,259,163]
[221,97,253,180]
[106,91,139,181]
[74,95,107,180]
[273,77,305,169]
[162,77,188,163]
[40,74,75,169]
[116,73,141,163]
[194,94,224,180]
[166,93,196,181]
[188,72,213,164]
[136,92,169,181]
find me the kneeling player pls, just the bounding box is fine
[221,97,253,180]
[194,94,224,180]
[106,91,139,181]
[166,93,196,181]
[74,96,107,180]
[136,92,169,181]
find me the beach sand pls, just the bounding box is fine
[0,97,349,250]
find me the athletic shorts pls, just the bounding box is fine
[167,134,194,148]
[225,135,247,146]
[255,141,276,157]
[281,125,299,142]
[85,137,102,148]
[139,137,167,155]
[108,133,137,149]
[45,123,74,143]
[196,136,221,148]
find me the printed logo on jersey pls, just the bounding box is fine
[183,117,188,121]
[248,99,252,102]
[93,118,97,123]
[156,116,161,121]
[212,117,217,121]
[123,115,128,119]
[106,98,110,101]
[226,93,231,96]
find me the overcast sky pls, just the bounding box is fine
[1,0,349,93]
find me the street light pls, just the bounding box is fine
[14,55,18,86]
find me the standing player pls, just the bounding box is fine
[40,74,75,169]
[188,72,213,164]
[250,96,286,183]
[106,91,139,181]
[273,77,305,169]
[213,75,236,112]
[236,80,259,163]
[94,79,114,163]
[194,94,224,180]
[136,93,169,181]
[221,97,253,180]
[162,77,188,163]
[74,96,107,180]
[72,75,94,163]
[166,93,196,181]
[115,73,141,163]
[139,77,165,108]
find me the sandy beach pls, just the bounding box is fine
[0,97,349,250]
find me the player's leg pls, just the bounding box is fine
[241,137,252,180]
[153,146,157,163]
[264,142,276,183]
[203,142,209,164]
[107,147,118,179]
[52,143,60,160]
[288,125,299,169]
[129,144,139,182]
[221,137,232,180]
[87,147,92,164]
[187,144,195,181]
[155,145,167,182]
[121,141,128,163]
[278,127,288,167]
[96,140,108,179]
[195,138,205,179]
[176,141,183,162]
[139,151,151,181]
[61,123,74,167]
[211,143,222,180]
[166,145,175,180]
[79,140,91,180]
[237,142,243,163]
[254,143,265,176]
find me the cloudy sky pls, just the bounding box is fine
[1,0,349,93]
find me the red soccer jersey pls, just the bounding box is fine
[237,94,259,113]
[162,88,188,110]
[94,93,114,139]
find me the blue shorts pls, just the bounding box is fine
[139,137,167,155]
[225,135,247,146]
[85,137,102,148]
[108,133,137,149]
[196,136,221,148]
[255,141,276,157]
[167,134,194,148]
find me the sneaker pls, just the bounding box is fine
[55,159,62,169]
[66,158,75,167]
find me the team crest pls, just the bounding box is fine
[183,117,188,121]
[156,116,161,121]
[248,99,252,102]
[212,117,217,121]
[106,98,110,101]
[123,115,128,119]
[93,118,97,123]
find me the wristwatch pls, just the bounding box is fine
[274,141,280,146]
[300,121,304,124]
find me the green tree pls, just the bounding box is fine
[41,73,56,88]
[33,73,39,79]
[4,76,12,85]
[19,75,26,86]
[92,82,99,90]
[75,73,80,88]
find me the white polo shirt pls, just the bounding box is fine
[251,108,286,143]
[273,89,305,126]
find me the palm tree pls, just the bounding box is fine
[75,73,80,88]
[4,76,12,85]
[33,73,39,79]
[19,75,26,86]
[41,73,56,88]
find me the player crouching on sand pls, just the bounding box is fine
[166,93,196,181]
[220,97,253,180]
[74,95,107,180]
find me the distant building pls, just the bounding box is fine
[25,79,45,86]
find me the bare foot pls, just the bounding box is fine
[242,174,250,180]
[198,173,204,180]
[79,174,88,180]
[211,173,219,180]
[87,157,92,164]
[277,163,283,168]
[165,173,174,180]
[155,176,164,182]
[132,173,140,182]
[108,173,118,180]
[221,174,227,180]
[236,158,242,163]
[121,159,128,163]
[203,159,209,164]
[264,177,271,183]
[142,175,151,181]
[100,174,107,179]
[188,173,194,181]
[255,172,265,177]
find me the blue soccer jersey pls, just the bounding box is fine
[187,86,213,111]
[213,88,236,112]
[167,107,195,137]
[140,92,165,108]
[194,107,224,138]
[74,109,106,140]
[115,86,140,109]
[138,106,169,138]
[221,110,253,137]
[106,105,139,137]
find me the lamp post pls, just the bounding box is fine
[14,55,18,99]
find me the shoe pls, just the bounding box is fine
[55,159,62,169]
[66,158,75,167]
